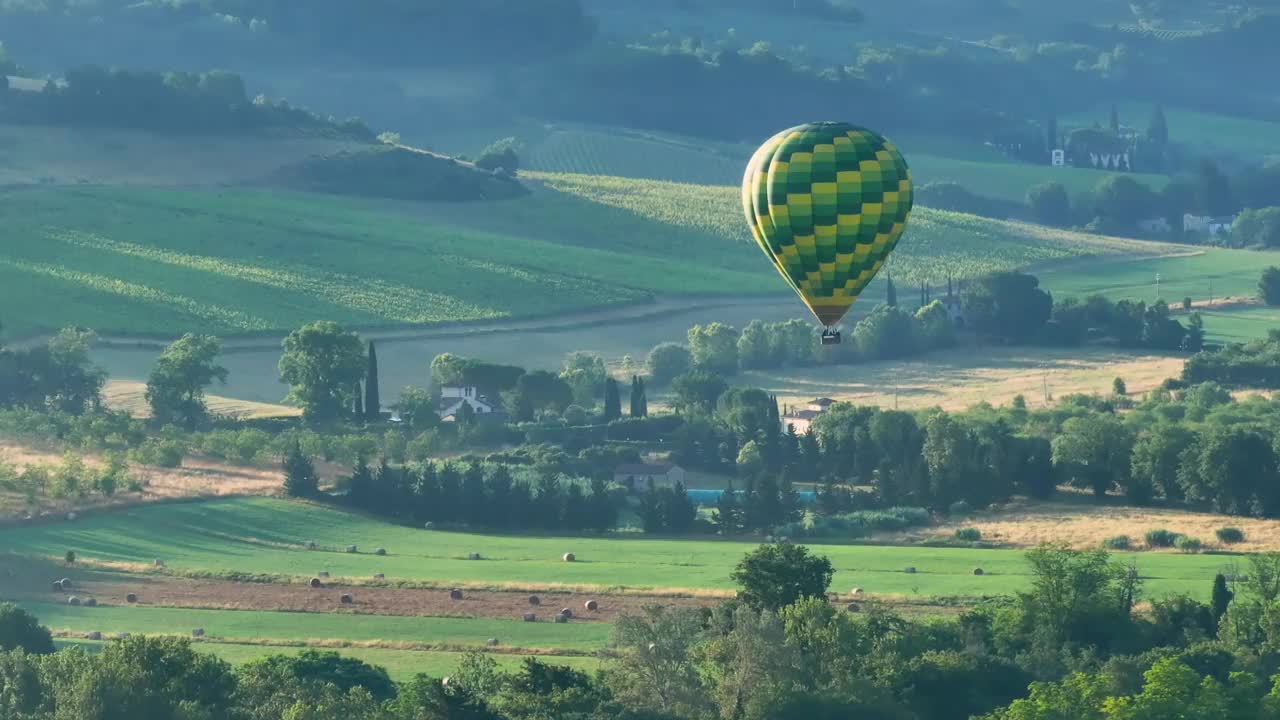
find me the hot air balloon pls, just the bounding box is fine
[742,122,913,345]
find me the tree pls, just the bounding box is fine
[144,334,227,430]
[1148,104,1168,145]
[278,322,365,422]
[1027,182,1071,227]
[1051,415,1134,499]
[671,370,728,415]
[852,304,917,359]
[715,477,741,534]
[504,371,573,422]
[629,375,648,417]
[364,342,380,419]
[915,300,955,350]
[475,137,520,173]
[1130,425,1195,501]
[647,342,692,384]
[1211,573,1233,626]
[688,322,741,375]
[0,603,54,654]
[737,320,779,370]
[1046,115,1059,151]
[1236,207,1280,248]
[961,272,1053,342]
[885,272,897,307]
[1094,175,1157,227]
[1196,159,1236,217]
[1259,267,1280,306]
[603,378,622,421]
[1112,377,1127,396]
[282,441,318,498]
[1109,103,1120,135]
[731,542,834,611]
[560,351,607,405]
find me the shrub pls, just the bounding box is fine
[1175,535,1203,552]
[954,527,982,542]
[1102,535,1132,550]
[948,500,971,516]
[1145,528,1180,548]
[1216,527,1246,544]
[130,439,184,468]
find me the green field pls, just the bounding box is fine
[0,176,1171,339]
[1196,306,1280,343]
[1036,248,1280,305]
[1065,103,1280,161]
[0,498,1245,600]
[509,125,1166,203]
[22,601,608,653]
[55,638,601,682]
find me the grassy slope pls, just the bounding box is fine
[510,126,1168,202]
[0,174,1168,338]
[1035,248,1280,304]
[0,497,1244,600]
[55,638,601,682]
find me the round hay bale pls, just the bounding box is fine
[68,596,80,606]
[562,552,576,562]
[66,512,77,521]
[522,613,537,622]
[973,568,985,576]
[59,578,72,590]
[528,595,541,606]
[584,600,599,611]
[764,535,774,542]
[374,548,387,556]
[52,580,64,592]
[780,536,791,544]
[115,632,130,640]
[192,628,205,637]
[126,593,138,604]
[647,642,657,652]
[310,577,323,588]
[554,614,568,623]
[84,598,97,607]
[153,559,164,567]
[486,638,499,647]
[305,541,317,550]
[559,608,573,619]
[318,571,330,578]
[449,588,464,600]
[373,573,385,579]
[904,566,917,574]
[850,587,863,596]
[345,545,357,554]
[467,552,481,561]
[86,631,102,640]
[424,522,434,529]
[846,602,861,613]
[340,594,354,605]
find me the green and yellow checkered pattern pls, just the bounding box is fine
[742,122,913,327]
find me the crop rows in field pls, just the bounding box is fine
[0,497,1242,600]
[532,172,1176,288]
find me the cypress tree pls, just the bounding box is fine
[1046,115,1058,151]
[347,454,374,508]
[1148,104,1169,145]
[588,476,617,532]
[604,378,622,421]
[630,376,648,417]
[1211,573,1234,627]
[365,341,381,419]
[1110,104,1121,135]
[667,481,697,533]
[715,478,741,535]
[886,272,897,307]
[282,441,318,498]
[352,382,363,418]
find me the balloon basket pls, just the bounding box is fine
[820,329,842,346]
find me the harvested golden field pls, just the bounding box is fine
[894,496,1280,552]
[742,345,1185,412]
[0,440,282,519]
[101,380,301,420]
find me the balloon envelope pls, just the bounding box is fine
[742,122,913,328]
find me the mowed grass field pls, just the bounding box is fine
[0,172,1173,339]
[0,497,1246,601]
[1036,248,1280,307]
[54,639,601,682]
